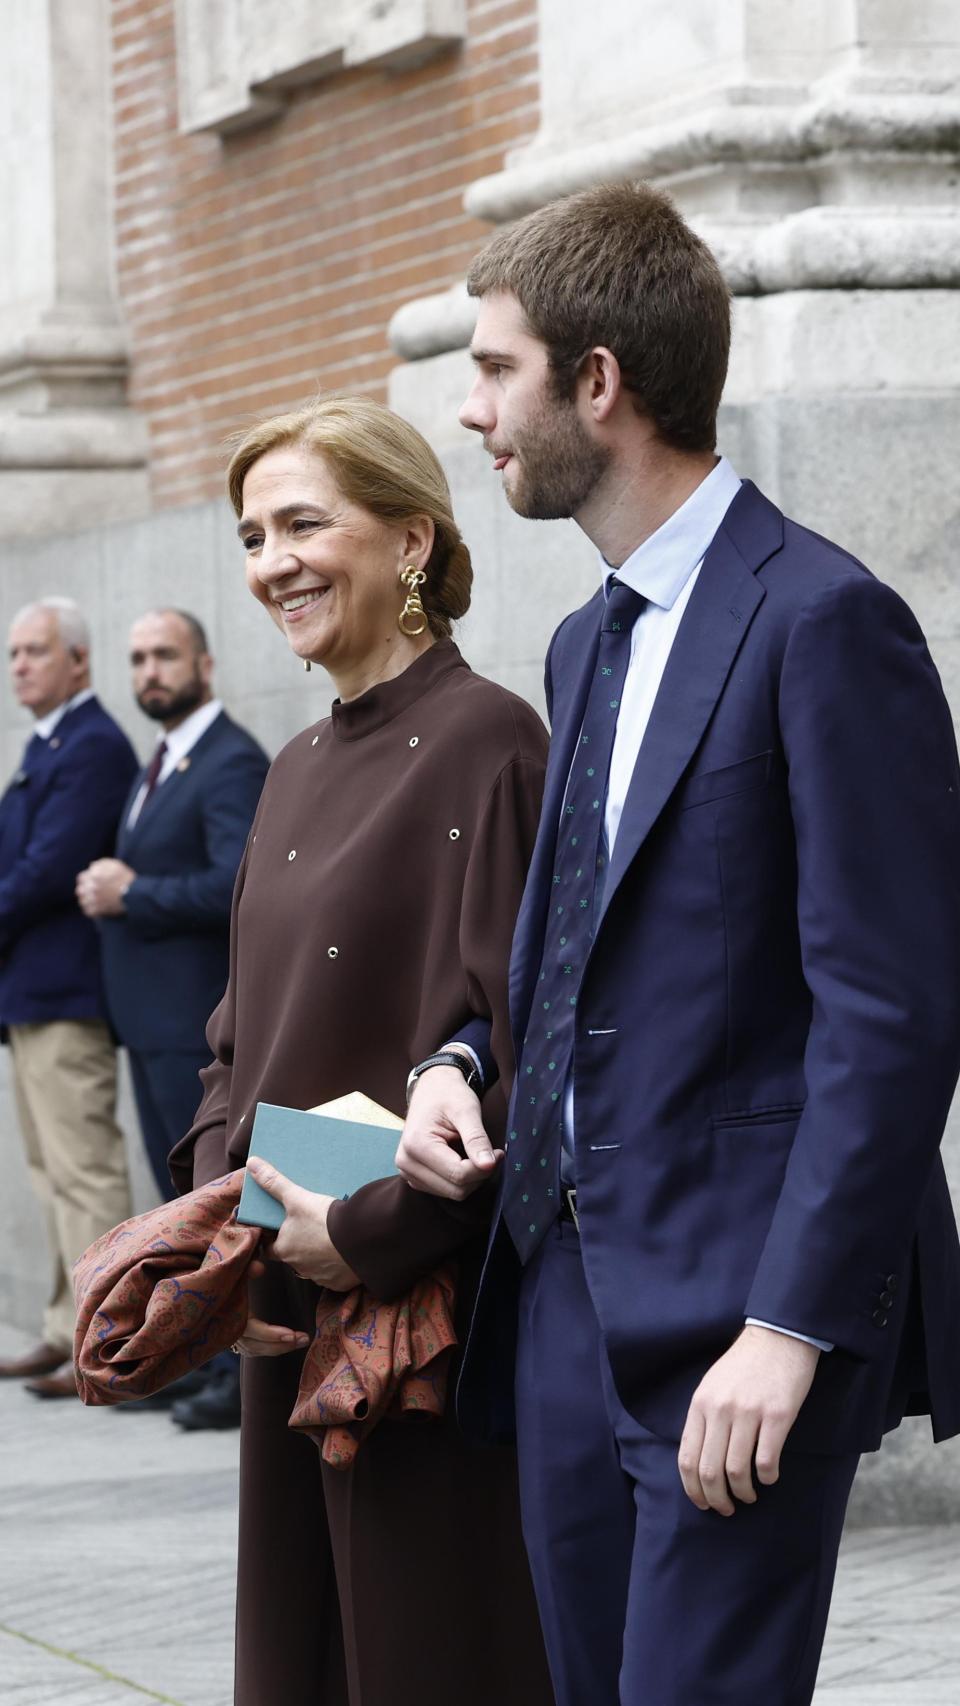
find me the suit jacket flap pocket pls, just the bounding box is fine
[678,750,779,810]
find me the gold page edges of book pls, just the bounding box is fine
[307,1091,405,1131]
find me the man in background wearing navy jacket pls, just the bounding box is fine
[0,597,138,1398]
[77,608,268,1428]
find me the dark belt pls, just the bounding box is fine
[558,1186,579,1231]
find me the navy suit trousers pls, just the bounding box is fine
[514,1223,859,1706]
[128,1047,210,1201]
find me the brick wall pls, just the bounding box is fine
[109,0,539,509]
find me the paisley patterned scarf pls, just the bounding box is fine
[73,1171,457,1468]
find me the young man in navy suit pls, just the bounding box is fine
[77,608,268,1428]
[398,184,960,1704]
[0,597,138,1398]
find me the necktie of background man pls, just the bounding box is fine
[141,740,167,805]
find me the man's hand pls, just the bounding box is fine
[245,1158,360,1291]
[678,1324,820,1516]
[76,858,136,917]
[396,1065,502,1201]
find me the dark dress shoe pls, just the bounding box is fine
[0,1341,69,1380]
[25,1360,79,1398]
[171,1361,241,1431]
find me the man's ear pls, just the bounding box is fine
[579,347,622,424]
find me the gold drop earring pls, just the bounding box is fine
[398,565,428,637]
[303,659,311,672]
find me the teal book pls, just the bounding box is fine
[236,1092,404,1231]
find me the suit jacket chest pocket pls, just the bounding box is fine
[676,748,795,921]
[683,749,807,1112]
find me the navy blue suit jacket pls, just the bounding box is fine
[0,696,139,1027]
[457,480,960,1457]
[99,710,268,1054]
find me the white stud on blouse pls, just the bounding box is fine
[288,850,297,861]
[328,946,339,959]
[409,736,419,748]
[312,735,319,746]
[449,828,461,840]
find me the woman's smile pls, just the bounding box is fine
[274,586,331,622]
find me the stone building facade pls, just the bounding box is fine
[1,0,959,1518]
[0,0,536,521]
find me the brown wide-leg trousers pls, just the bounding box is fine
[233,1262,553,1706]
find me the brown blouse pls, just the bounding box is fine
[170,640,548,1300]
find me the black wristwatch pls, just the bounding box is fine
[406,1049,482,1106]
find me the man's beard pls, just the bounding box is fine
[503,392,611,520]
[137,674,205,724]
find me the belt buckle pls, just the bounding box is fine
[564,1186,579,1232]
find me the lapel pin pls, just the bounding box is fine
[177,757,191,773]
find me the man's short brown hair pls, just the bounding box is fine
[466,181,731,453]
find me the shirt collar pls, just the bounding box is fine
[33,687,96,741]
[600,457,742,610]
[156,699,222,763]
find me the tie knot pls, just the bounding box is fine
[602,578,645,635]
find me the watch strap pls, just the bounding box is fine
[406,1049,482,1105]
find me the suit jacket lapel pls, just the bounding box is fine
[116,771,143,856]
[123,710,228,850]
[596,485,779,932]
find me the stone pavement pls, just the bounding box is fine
[1,1323,236,1706]
[2,1322,959,1705]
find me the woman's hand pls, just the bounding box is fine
[232,1315,311,1358]
[232,1254,312,1358]
[245,1158,361,1291]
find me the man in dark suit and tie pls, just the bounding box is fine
[397,184,960,1704]
[0,597,138,1398]
[77,607,268,1428]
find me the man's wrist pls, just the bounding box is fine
[443,1042,484,1080]
[745,1318,833,1354]
[406,1049,483,1105]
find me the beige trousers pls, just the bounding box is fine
[9,1019,131,1357]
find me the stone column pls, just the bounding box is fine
[391,0,960,669]
[389,0,960,828]
[388,0,960,1519]
[0,0,148,536]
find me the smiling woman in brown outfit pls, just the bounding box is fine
[170,396,553,1706]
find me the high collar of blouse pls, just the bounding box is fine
[330,638,469,741]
